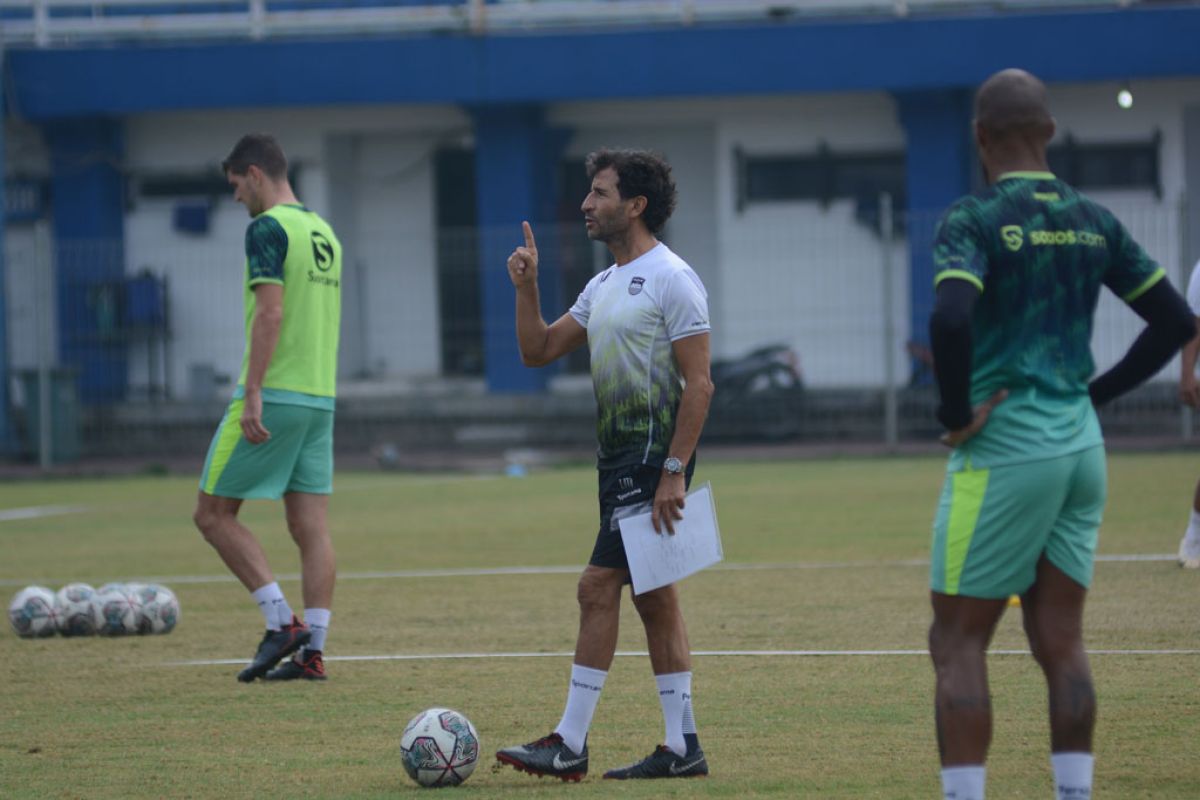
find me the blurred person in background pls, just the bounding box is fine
[1175,256,1200,569]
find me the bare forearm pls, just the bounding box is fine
[515,284,551,366]
[667,380,714,463]
[245,310,283,391]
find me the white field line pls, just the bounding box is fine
[0,553,1180,588]
[0,505,88,523]
[169,648,1200,667]
[0,476,484,524]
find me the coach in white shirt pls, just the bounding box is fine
[495,149,714,782]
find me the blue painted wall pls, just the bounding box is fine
[895,89,975,365]
[7,7,1200,119]
[472,105,565,392]
[43,118,128,404]
[0,65,10,452]
[5,4,1200,393]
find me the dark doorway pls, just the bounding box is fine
[434,148,483,376]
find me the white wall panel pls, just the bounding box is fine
[9,81,1200,393]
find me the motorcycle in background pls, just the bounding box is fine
[705,344,804,441]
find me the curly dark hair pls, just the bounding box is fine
[222,133,288,180]
[585,149,678,235]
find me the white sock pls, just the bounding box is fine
[554,665,606,755]
[1185,509,1200,544]
[1052,752,1093,799]
[304,608,331,652]
[941,765,985,800]
[250,582,291,631]
[655,672,692,756]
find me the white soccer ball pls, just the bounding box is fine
[95,585,140,636]
[399,708,481,787]
[130,583,179,634]
[55,583,102,637]
[8,586,58,638]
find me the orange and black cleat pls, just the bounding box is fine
[265,649,327,681]
[237,615,311,683]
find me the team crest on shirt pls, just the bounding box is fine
[628,276,645,296]
[311,231,335,271]
[1001,225,1024,252]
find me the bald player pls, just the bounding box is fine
[926,69,1193,800]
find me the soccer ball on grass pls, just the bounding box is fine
[55,583,103,637]
[8,586,58,638]
[129,583,179,634]
[95,585,141,636]
[399,708,480,787]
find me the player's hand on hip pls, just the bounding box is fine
[940,389,1008,448]
[652,474,686,535]
[240,391,271,445]
[506,221,539,289]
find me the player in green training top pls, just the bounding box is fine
[926,70,1194,800]
[495,150,714,782]
[193,133,343,683]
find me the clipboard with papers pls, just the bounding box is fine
[617,481,723,595]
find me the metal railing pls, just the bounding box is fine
[0,0,1141,48]
[4,192,1191,466]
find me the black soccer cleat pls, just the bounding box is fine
[237,616,311,683]
[264,648,326,681]
[603,744,709,780]
[495,733,588,782]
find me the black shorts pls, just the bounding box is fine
[590,459,695,571]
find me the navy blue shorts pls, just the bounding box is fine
[590,460,695,571]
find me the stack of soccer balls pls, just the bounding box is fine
[7,582,180,638]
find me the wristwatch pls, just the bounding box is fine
[662,456,684,475]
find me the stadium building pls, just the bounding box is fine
[2,0,1199,461]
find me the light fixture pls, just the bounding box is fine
[1117,83,1133,110]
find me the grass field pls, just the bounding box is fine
[2,451,1198,798]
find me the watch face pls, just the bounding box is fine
[664,457,683,474]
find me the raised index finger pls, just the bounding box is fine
[522,221,537,251]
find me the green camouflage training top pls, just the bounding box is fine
[932,171,1164,467]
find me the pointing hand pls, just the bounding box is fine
[507,221,539,288]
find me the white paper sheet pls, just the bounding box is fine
[618,482,723,595]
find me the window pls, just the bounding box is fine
[136,166,302,198]
[433,147,483,377]
[138,171,229,198]
[5,177,49,222]
[735,144,906,232]
[1047,132,1160,196]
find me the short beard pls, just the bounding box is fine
[586,216,625,245]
